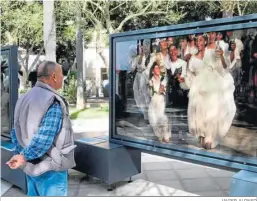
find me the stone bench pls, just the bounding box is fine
[73,137,141,190]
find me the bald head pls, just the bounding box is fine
[36,61,63,90]
[37,61,57,78]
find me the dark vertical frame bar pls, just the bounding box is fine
[112,38,117,137]
[109,36,117,140]
[109,35,113,140]
[9,46,19,130]
[1,45,18,138]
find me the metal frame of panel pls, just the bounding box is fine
[109,14,257,172]
[1,45,19,138]
[1,45,27,193]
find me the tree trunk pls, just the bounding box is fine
[82,39,87,103]
[43,0,56,62]
[96,32,108,68]
[28,47,44,73]
[19,47,31,90]
[19,66,28,90]
[98,50,108,68]
[76,17,85,109]
[95,31,108,96]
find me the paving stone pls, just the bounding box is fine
[131,173,148,180]
[169,160,203,170]
[68,185,81,196]
[141,154,174,163]
[213,177,231,191]
[68,169,87,185]
[145,170,177,181]
[182,178,221,192]
[192,190,228,197]
[143,162,173,171]
[155,180,185,191]
[205,168,234,178]
[1,180,12,196]
[76,185,111,196]
[176,168,210,179]
[110,179,197,196]
[2,186,26,197]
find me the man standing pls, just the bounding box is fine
[184,34,198,62]
[166,46,187,107]
[6,61,76,196]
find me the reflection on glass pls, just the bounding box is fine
[1,52,10,135]
[115,28,257,159]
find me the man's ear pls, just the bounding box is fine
[53,73,57,82]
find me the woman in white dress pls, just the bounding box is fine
[185,33,236,149]
[184,34,198,62]
[148,62,171,143]
[132,39,156,120]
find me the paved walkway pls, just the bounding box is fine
[1,118,234,196]
[2,153,233,196]
[71,118,109,133]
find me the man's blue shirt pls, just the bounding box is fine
[11,102,63,161]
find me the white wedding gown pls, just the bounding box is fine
[132,54,156,119]
[186,48,236,148]
[148,76,171,141]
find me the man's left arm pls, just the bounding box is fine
[7,102,63,169]
[21,102,63,161]
[10,128,23,155]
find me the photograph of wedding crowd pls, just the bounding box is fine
[115,28,257,159]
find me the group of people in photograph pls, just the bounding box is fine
[127,28,257,149]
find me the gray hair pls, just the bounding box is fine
[36,61,57,78]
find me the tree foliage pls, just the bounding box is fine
[1,0,257,62]
[56,0,185,35]
[217,0,257,16]
[1,0,43,48]
[1,0,44,89]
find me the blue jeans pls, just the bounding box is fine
[26,170,68,196]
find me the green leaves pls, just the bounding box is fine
[2,0,257,56]
[1,0,43,46]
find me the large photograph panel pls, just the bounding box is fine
[114,28,257,160]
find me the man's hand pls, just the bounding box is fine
[178,77,185,83]
[176,74,184,83]
[6,154,26,169]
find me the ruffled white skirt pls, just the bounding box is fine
[148,94,171,140]
[188,67,236,148]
